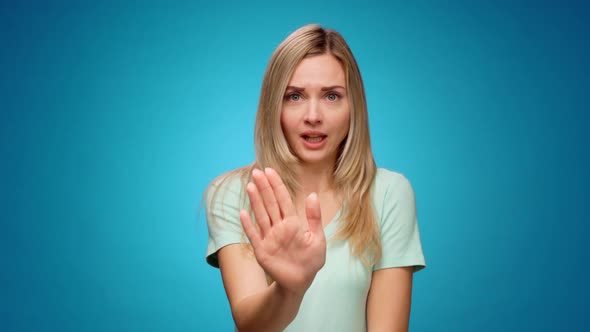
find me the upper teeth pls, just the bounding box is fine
[307,135,321,137]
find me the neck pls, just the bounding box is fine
[296,161,336,197]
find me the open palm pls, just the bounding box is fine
[240,168,326,294]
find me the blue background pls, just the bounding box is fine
[2,1,589,331]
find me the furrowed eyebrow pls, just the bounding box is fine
[285,86,305,91]
[321,85,345,91]
[285,85,345,91]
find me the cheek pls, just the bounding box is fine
[339,102,351,126]
[280,112,296,135]
[339,111,351,133]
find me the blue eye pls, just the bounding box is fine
[286,93,301,102]
[327,93,339,101]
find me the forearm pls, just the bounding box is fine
[232,282,305,332]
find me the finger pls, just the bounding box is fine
[264,167,296,218]
[305,192,322,235]
[240,209,261,249]
[246,182,271,237]
[252,168,282,225]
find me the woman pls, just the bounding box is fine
[204,24,426,332]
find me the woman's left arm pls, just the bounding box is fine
[366,266,414,332]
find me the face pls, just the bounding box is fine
[280,53,350,166]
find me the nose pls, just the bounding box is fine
[304,99,322,125]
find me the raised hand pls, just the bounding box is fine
[240,168,326,295]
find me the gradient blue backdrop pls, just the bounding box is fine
[2,1,589,331]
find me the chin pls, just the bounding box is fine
[296,152,336,165]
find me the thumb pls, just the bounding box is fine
[305,192,322,234]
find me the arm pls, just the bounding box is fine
[367,172,425,331]
[366,266,414,332]
[218,244,304,332]
[217,168,326,331]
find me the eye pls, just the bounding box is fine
[326,93,339,101]
[285,93,302,102]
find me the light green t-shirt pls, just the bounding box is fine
[205,168,426,331]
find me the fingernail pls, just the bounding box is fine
[310,192,317,199]
[252,169,261,176]
[264,167,272,175]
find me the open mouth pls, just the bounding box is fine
[302,135,327,143]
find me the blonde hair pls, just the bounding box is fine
[207,24,381,266]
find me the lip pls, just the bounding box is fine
[300,131,327,150]
[301,130,327,137]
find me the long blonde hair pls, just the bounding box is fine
[208,24,381,266]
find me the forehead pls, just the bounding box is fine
[288,54,346,87]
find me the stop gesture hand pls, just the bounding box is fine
[240,168,326,295]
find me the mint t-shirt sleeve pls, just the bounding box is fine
[373,171,426,272]
[204,174,248,268]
